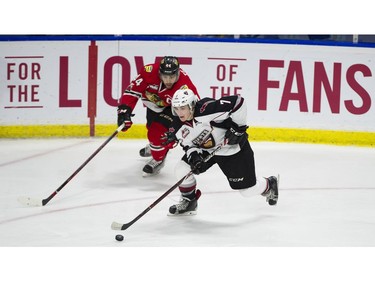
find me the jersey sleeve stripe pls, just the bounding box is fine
[231,96,244,113]
[124,90,142,99]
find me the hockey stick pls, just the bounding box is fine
[17,124,125,207]
[111,143,224,231]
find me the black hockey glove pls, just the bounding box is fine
[225,122,248,145]
[188,151,204,175]
[161,131,178,149]
[117,104,133,132]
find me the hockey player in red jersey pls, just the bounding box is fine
[117,56,200,176]
[162,89,279,215]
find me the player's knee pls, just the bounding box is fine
[147,123,167,145]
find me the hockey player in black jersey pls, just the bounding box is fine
[163,89,279,216]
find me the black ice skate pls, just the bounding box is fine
[262,176,279,205]
[168,190,201,216]
[142,158,166,176]
[139,145,151,157]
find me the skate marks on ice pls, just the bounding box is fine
[0,139,375,246]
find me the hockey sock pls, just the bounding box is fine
[239,177,268,197]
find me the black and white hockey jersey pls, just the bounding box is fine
[171,95,247,157]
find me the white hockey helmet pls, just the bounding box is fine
[171,89,198,116]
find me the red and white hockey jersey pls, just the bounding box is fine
[119,62,199,113]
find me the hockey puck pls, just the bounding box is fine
[115,234,124,241]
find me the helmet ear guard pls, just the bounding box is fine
[171,89,197,116]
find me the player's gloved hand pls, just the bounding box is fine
[188,151,204,175]
[117,104,134,132]
[161,131,178,149]
[225,122,248,145]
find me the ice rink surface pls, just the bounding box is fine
[1,138,374,280]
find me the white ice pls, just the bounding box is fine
[1,138,374,279]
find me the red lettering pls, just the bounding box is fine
[217,64,226,81]
[221,86,230,97]
[313,62,341,113]
[345,64,372,114]
[103,56,131,107]
[234,87,242,95]
[7,62,41,80]
[103,56,193,107]
[7,85,39,103]
[210,86,241,98]
[134,56,193,74]
[229,65,238,81]
[176,57,193,66]
[258,59,284,110]
[280,61,308,112]
[31,85,39,102]
[215,64,238,82]
[134,56,146,74]
[18,85,28,101]
[7,63,15,80]
[19,63,29,80]
[7,85,16,102]
[210,86,219,99]
[59,56,81,107]
[31,63,41,79]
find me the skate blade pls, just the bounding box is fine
[142,171,161,177]
[167,210,197,216]
[267,174,280,206]
[139,154,152,158]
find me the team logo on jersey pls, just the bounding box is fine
[181,128,190,138]
[145,91,167,107]
[200,100,215,113]
[192,129,213,147]
[165,95,173,105]
[180,84,189,90]
[144,65,153,72]
[201,135,215,149]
